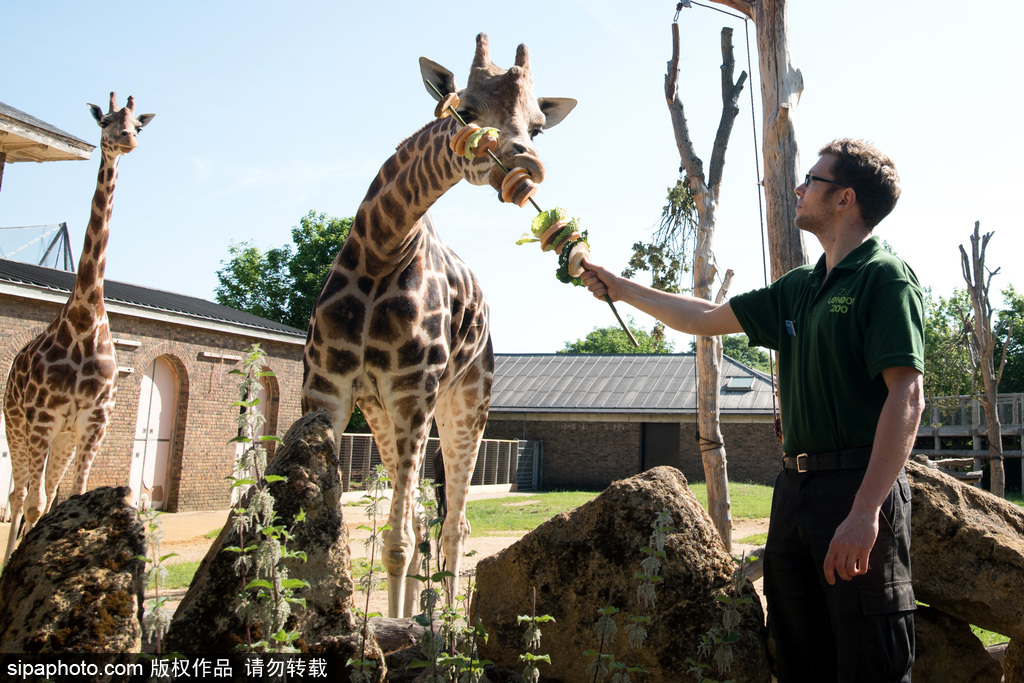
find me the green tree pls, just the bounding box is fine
[622,182,697,296]
[215,210,353,330]
[921,287,973,402]
[285,212,354,330]
[688,334,771,373]
[215,242,293,325]
[216,210,368,432]
[561,319,676,354]
[995,286,1024,393]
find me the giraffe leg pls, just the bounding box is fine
[362,400,430,618]
[4,454,28,564]
[41,431,77,513]
[434,369,491,604]
[4,428,47,561]
[68,419,110,497]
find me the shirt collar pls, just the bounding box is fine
[810,236,881,282]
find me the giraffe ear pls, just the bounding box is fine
[88,103,104,124]
[136,113,156,128]
[419,57,458,102]
[538,97,578,129]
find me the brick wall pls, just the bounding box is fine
[485,415,783,490]
[0,295,304,512]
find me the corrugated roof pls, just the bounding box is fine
[491,353,776,415]
[0,101,94,163]
[0,258,304,338]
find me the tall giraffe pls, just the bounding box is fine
[302,34,575,617]
[3,93,154,561]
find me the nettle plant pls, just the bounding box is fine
[686,553,756,683]
[585,509,676,683]
[138,508,177,654]
[226,344,309,653]
[409,480,491,682]
[348,463,391,682]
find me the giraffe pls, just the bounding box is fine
[301,34,575,617]
[3,92,154,562]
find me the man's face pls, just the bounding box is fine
[795,154,843,234]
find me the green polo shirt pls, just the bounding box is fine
[729,236,924,456]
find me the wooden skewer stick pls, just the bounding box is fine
[425,80,638,347]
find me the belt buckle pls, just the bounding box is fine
[795,454,809,473]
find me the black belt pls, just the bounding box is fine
[782,446,872,472]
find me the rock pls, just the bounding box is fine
[164,410,384,677]
[912,605,1002,682]
[907,460,1024,640]
[472,466,770,683]
[0,486,145,653]
[1005,639,1024,683]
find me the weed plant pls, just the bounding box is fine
[518,587,554,682]
[409,479,491,682]
[348,463,390,681]
[226,344,308,652]
[138,508,177,653]
[686,553,756,683]
[584,509,675,682]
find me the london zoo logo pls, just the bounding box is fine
[828,291,855,314]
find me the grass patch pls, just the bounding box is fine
[148,560,201,591]
[465,491,599,534]
[972,625,1009,648]
[737,532,768,546]
[688,482,773,519]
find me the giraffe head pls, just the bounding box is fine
[87,92,155,155]
[421,33,576,195]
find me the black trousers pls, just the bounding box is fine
[763,467,915,683]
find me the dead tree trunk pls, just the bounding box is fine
[708,0,808,278]
[665,23,746,551]
[960,221,1011,497]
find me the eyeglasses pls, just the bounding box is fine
[804,173,846,188]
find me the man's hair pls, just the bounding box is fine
[819,139,900,228]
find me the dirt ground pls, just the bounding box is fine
[143,502,769,619]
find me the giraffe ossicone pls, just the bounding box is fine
[301,34,575,617]
[3,92,154,563]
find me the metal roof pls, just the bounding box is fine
[491,353,776,415]
[0,258,304,338]
[0,101,94,163]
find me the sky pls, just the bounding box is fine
[2,1,1022,354]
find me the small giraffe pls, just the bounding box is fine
[3,93,154,561]
[301,34,575,617]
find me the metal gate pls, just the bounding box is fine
[338,436,539,492]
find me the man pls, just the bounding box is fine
[581,139,924,682]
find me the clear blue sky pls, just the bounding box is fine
[2,1,1021,353]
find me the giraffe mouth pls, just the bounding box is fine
[488,154,546,198]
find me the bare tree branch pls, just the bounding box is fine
[708,27,748,202]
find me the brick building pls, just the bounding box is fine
[483,353,783,489]
[0,258,784,513]
[0,259,305,515]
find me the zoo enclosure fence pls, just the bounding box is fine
[337,435,541,493]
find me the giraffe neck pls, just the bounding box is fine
[71,145,119,311]
[349,118,462,274]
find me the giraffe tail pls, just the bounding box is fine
[433,447,448,525]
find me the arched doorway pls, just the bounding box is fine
[129,356,179,509]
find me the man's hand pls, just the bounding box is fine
[823,506,879,584]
